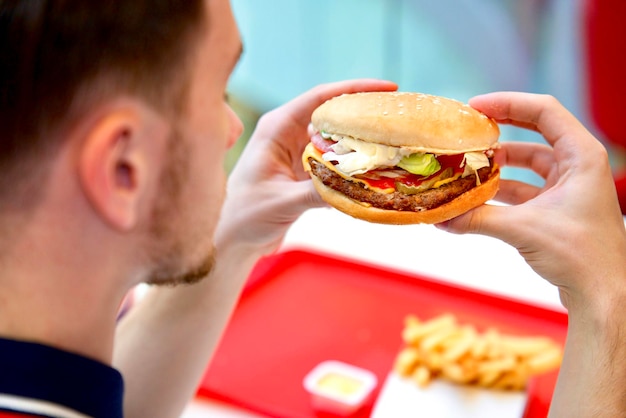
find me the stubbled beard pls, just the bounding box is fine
[147,249,216,286]
[143,125,215,286]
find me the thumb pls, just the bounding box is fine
[274,180,328,220]
[437,203,521,245]
[300,179,328,210]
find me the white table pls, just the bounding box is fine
[182,206,565,417]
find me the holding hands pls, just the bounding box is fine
[217,79,397,254]
[441,92,626,417]
[441,92,626,312]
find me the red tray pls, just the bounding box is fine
[197,248,567,417]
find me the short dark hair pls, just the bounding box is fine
[0,0,205,207]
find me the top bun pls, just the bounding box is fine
[311,92,500,154]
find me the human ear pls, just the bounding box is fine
[78,104,165,231]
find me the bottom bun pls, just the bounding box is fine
[310,169,500,225]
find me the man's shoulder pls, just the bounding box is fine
[0,337,124,418]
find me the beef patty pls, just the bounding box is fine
[308,158,493,212]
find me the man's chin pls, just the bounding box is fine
[147,251,216,287]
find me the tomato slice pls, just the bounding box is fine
[436,154,466,174]
[357,169,422,190]
[358,153,469,191]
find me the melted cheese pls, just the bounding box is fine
[433,173,462,188]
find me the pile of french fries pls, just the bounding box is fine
[393,313,563,391]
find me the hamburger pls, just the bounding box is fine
[302,91,500,224]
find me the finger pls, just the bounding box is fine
[497,142,555,180]
[279,79,398,127]
[253,79,397,145]
[274,180,328,219]
[469,92,590,148]
[495,179,542,205]
[302,180,329,210]
[437,203,527,247]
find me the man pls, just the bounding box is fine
[2,2,626,418]
[0,1,396,417]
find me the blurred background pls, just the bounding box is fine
[224,0,626,191]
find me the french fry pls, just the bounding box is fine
[404,314,420,328]
[469,334,489,358]
[441,326,477,362]
[442,362,476,384]
[477,355,517,375]
[404,314,456,345]
[420,325,458,352]
[394,347,420,376]
[401,323,422,345]
[422,350,444,371]
[491,368,528,391]
[483,328,504,359]
[392,313,563,391]
[411,365,431,387]
[477,369,503,387]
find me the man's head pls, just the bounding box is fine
[0,0,243,286]
[1,0,202,200]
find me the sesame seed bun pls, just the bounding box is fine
[311,91,499,154]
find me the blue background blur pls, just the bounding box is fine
[225,0,591,184]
